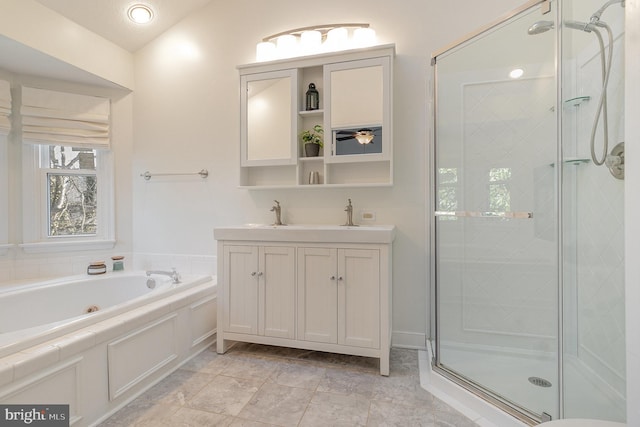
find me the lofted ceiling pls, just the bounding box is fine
[33,0,214,53]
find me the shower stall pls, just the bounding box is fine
[430,0,625,424]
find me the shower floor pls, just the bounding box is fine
[437,344,625,422]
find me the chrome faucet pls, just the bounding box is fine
[270,200,285,226]
[146,268,181,284]
[343,198,357,227]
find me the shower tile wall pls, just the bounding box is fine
[566,14,626,402]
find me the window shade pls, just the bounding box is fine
[21,86,110,149]
[0,80,11,136]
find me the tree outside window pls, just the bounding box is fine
[46,146,98,236]
[489,167,511,213]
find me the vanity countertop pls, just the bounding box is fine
[214,224,396,244]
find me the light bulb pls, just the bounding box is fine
[509,68,524,79]
[127,5,154,24]
[256,41,276,61]
[325,27,348,50]
[300,30,322,54]
[353,27,376,47]
[276,34,298,58]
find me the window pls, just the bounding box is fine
[46,146,98,236]
[437,167,459,220]
[18,86,113,253]
[488,167,512,212]
[21,144,114,252]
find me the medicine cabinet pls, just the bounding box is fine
[238,44,394,188]
[241,69,298,166]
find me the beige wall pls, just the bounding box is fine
[131,0,524,346]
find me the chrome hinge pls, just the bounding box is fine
[541,412,552,423]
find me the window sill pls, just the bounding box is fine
[19,240,116,254]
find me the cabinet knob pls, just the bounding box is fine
[257,272,263,276]
[251,272,257,277]
[330,276,336,281]
[338,276,344,281]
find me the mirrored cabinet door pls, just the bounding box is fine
[241,69,299,166]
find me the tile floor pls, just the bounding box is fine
[99,343,478,426]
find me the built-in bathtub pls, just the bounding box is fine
[0,271,217,426]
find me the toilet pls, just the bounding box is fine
[542,420,625,427]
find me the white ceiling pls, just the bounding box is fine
[33,0,213,53]
[0,0,212,89]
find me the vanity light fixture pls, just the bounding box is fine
[256,23,377,62]
[127,4,154,24]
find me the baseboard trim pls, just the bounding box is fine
[391,331,426,349]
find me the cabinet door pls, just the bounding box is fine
[338,249,380,348]
[324,57,391,163]
[259,246,296,339]
[223,245,259,334]
[240,69,299,167]
[297,247,338,343]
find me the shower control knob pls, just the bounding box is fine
[605,154,622,167]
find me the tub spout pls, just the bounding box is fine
[146,268,181,284]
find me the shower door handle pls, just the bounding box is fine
[434,211,533,219]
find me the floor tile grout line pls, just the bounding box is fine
[101,345,479,427]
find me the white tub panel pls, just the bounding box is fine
[0,357,82,426]
[190,295,217,348]
[107,314,178,401]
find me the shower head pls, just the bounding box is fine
[527,20,554,35]
[527,20,598,35]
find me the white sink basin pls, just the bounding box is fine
[214,224,396,244]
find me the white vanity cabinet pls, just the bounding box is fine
[215,225,394,375]
[297,247,380,349]
[222,245,296,339]
[238,44,394,188]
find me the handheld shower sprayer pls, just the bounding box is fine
[590,0,625,23]
[527,0,624,172]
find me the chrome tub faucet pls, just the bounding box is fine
[146,268,181,284]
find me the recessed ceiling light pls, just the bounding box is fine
[509,68,524,79]
[127,4,154,24]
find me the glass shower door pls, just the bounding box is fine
[433,3,559,421]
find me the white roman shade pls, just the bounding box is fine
[21,86,110,149]
[0,80,11,136]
